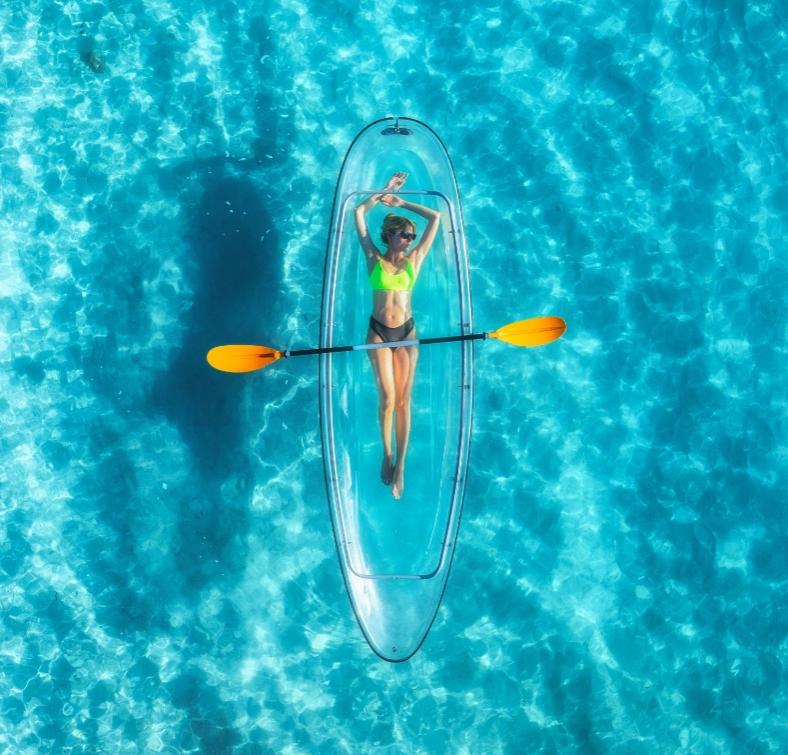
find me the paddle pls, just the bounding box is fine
[206,315,566,374]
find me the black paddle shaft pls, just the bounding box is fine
[288,331,487,358]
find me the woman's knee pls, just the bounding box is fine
[395,394,410,412]
[394,381,413,411]
[380,391,396,413]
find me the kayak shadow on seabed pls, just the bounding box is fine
[149,166,282,589]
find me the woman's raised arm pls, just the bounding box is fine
[353,194,382,263]
[353,172,408,264]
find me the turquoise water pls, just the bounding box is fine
[2,0,786,751]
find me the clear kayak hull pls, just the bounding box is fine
[319,117,473,662]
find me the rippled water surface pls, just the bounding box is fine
[1,0,786,752]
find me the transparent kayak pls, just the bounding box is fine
[319,117,473,662]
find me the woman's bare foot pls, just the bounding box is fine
[391,463,405,500]
[381,454,394,485]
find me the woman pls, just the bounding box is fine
[353,172,441,500]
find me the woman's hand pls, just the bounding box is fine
[377,171,408,204]
[380,194,404,207]
[384,171,407,192]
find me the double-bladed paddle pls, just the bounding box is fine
[206,315,566,374]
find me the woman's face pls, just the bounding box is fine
[388,226,416,251]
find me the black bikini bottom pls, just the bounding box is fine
[369,316,416,345]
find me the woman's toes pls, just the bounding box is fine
[391,467,404,499]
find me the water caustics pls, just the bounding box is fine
[319,117,473,662]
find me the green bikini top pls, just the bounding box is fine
[369,258,416,292]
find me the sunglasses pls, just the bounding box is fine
[392,231,417,241]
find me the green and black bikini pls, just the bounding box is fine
[368,257,417,345]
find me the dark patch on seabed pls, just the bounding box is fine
[151,170,281,476]
[148,159,284,591]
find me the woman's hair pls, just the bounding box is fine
[380,214,415,245]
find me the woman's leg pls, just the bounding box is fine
[366,328,396,485]
[391,341,419,500]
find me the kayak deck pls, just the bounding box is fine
[319,117,473,662]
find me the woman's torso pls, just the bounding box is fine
[368,256,417,327]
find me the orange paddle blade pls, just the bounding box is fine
[488,316,567,347]
[206,345,284,373]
